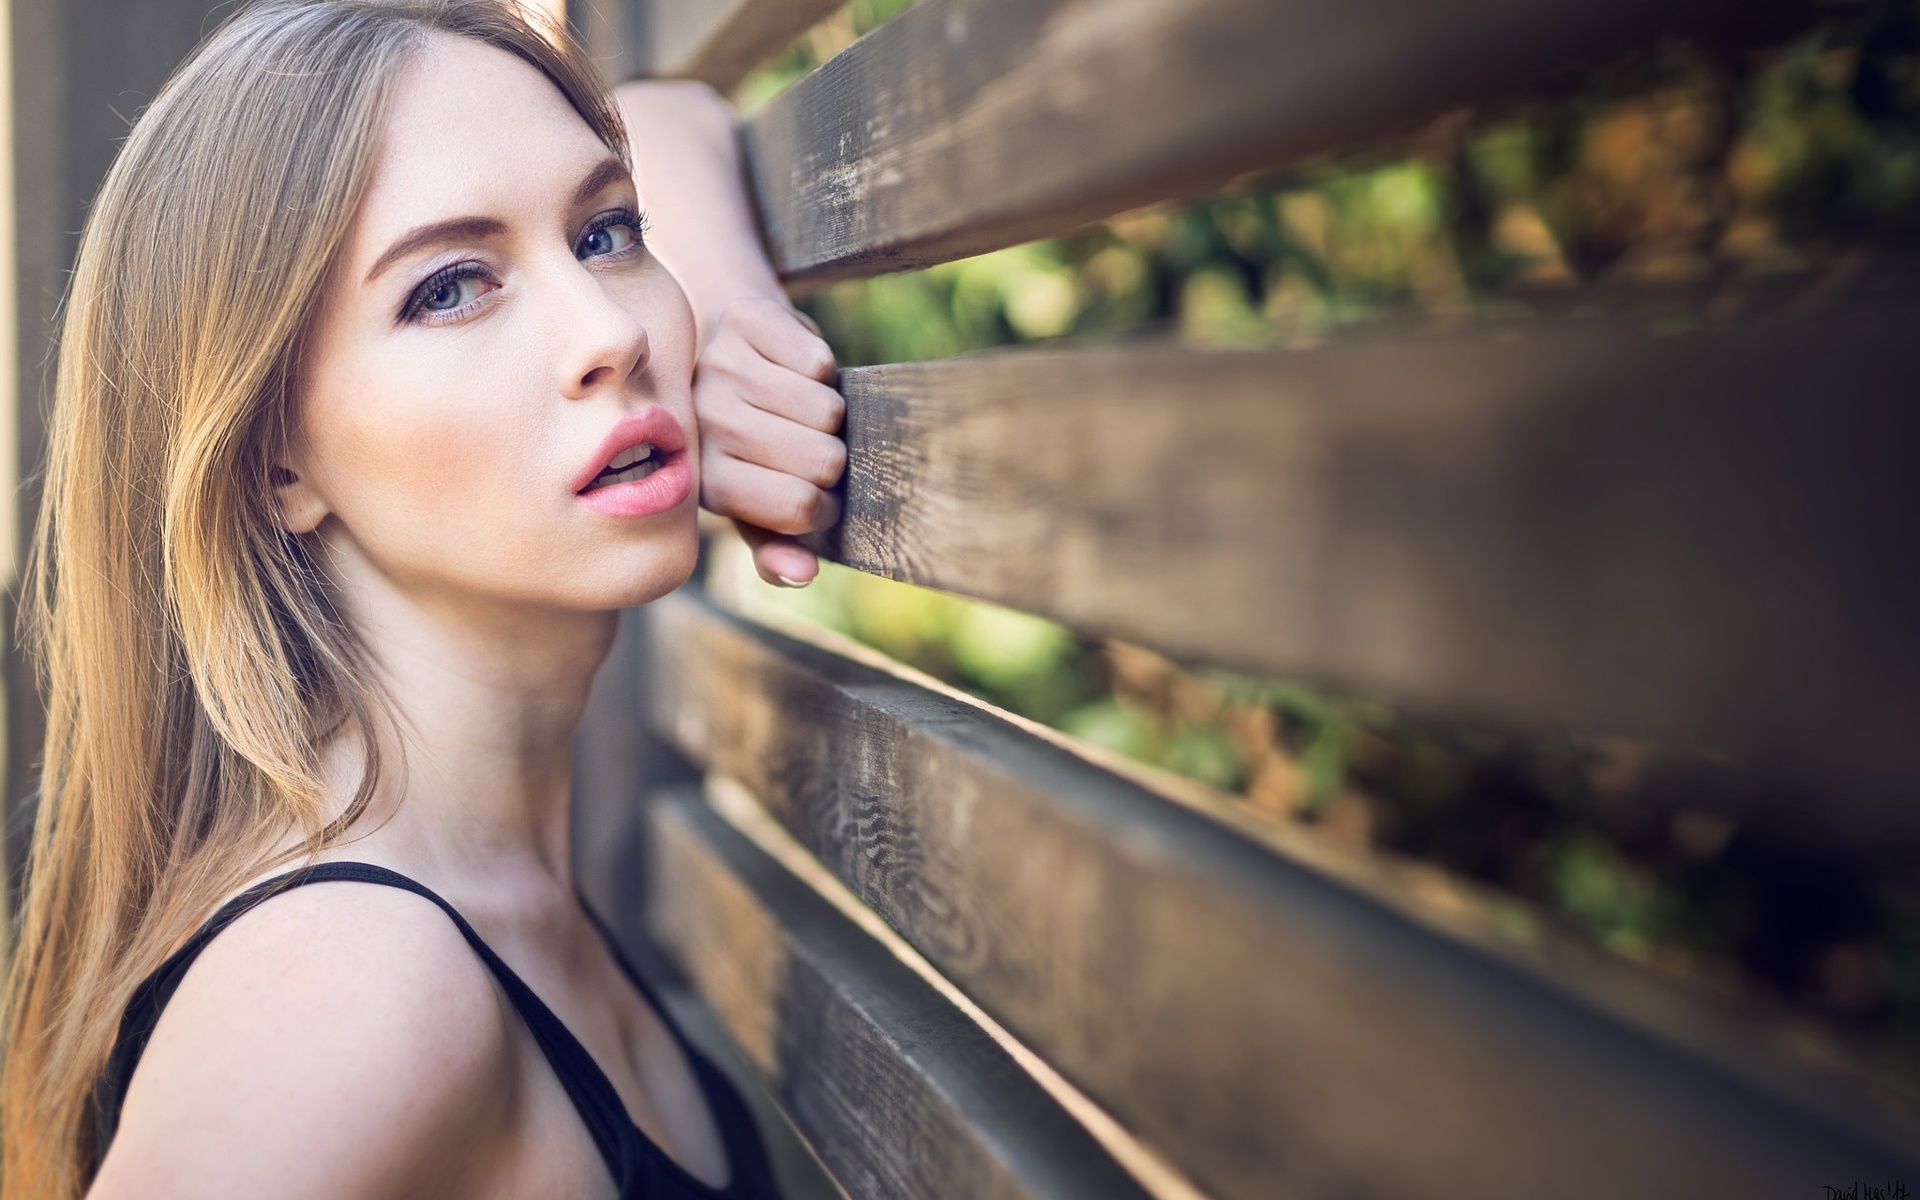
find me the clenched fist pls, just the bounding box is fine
[693,296,845,587]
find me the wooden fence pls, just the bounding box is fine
[0,0,1914,1196]
[569,1,1920,1198]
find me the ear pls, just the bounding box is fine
[272,463,329,536]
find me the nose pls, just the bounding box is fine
[555,263,650,400]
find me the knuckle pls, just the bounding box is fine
[803,338,836,381]
[820,387,847,432]
[813,490,843,531]
[816,438,847,487]
[785,483,824,532]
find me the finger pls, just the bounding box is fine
[736,522,820,587]
[699,396,846,488]
[727,296,837,383]
[700,354,844,433]
[700,454,842,536]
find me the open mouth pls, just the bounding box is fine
[572,408,691,518]
[581,442,662,492]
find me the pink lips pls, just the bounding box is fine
[573,407,693,519]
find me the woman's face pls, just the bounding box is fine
[282,34,699,619]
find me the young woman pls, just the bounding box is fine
[0,2,843,1196]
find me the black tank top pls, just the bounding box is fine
[88,862,781,1198]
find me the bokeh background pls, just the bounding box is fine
[715,0,1920,1093]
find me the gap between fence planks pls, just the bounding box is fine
[740,0,1792,282]
[800,291,1920,833]
[645,588,1920,1200]
[644,783,1155,1200]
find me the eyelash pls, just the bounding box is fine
[400,262,493,324]
[397,208,651,325]
[577,207,650,259]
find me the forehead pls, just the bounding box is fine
[343,33,612,260]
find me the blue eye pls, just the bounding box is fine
[402,263,493,322]
[419,275,479,310]
[577,210,645,260]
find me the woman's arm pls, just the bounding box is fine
[613,80,780,347]
[615,80,843,587]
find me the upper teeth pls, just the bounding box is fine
[607,443,655,472]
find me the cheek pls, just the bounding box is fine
[303,340,555,566]
[295,260,703,606]
[651,272,702,458]
[651,272,698,383]
[607,257,699,410]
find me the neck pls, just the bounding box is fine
[320,555,617,895]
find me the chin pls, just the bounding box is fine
[581,515,702,610]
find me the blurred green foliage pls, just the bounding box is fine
[731,1,1920,1081]
[745,557,1920,1082]
[756,560,1098,725]
[733,0,918,110]
[739,2,1920,361]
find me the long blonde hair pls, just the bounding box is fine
[0,3,627,1193]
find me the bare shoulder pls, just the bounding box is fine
[91,880,518,1200]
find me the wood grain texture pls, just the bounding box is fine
[571,691,850,1200]
[571,608,701,925]
[646,589,1920,1200]
[627,0,845,91]
[642,784,1153,1200]
[802,290,1920,831]
[741,0,1792,281]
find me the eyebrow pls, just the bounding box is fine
[364,215,507,285]
[569,156,631,211]
[362,157,634,285]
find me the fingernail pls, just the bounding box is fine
[776,574,810,588]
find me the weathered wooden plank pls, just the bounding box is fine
[641,783,1155,1200]
[741,0,1797,281]
[648,0,846,92]
[572,680,849,1200]
[646,588,1920,1200]
[572,608,701,912]
[799,288,1920,831]
[577,0,845,92]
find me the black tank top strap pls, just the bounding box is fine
[90,861,776,1198]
